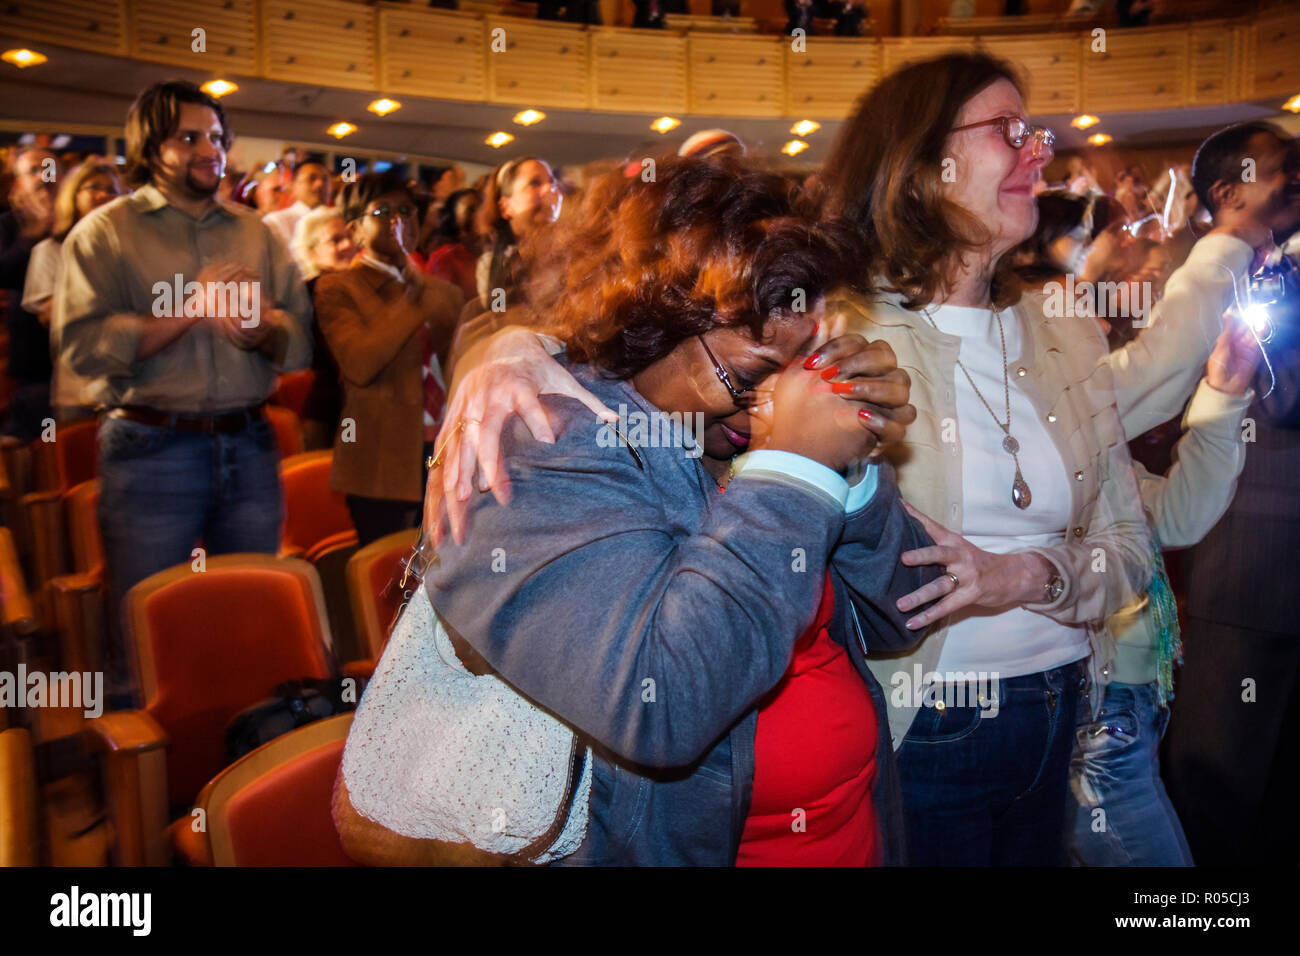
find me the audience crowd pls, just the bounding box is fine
[0,48,1295,867]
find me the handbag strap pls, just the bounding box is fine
[515,734,586,865]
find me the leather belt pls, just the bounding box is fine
[107,402,267,435]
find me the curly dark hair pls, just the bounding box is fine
[522,154,864,380]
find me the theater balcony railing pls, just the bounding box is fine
[1,0,1297,119]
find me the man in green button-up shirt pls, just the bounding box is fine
[52,80,313,685]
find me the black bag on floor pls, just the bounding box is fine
[224,677,366,764]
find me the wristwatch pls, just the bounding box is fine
[1043,572,1065,603]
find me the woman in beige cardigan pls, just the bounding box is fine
[809,53,1159,865]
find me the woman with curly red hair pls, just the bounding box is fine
[349,155,935,865]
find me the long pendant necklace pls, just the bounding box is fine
[922,306,1032,510]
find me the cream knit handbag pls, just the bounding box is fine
[334,583,591,866]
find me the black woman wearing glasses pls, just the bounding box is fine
[314,170,464,545]
[346,156,938,866]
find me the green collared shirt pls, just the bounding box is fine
[53,183,312,413]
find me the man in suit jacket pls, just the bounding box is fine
[1163,122,1300,866]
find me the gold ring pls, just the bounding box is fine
[945,571,960,590]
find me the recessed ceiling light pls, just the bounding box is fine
[651,116,681,134]
[2,48,47,68]
[327,122,357,139]
[513,109,545,126]
[1283,94,1300,113]
[782,140,809,157]
[200,79,237,98]
[486,131,515,148]
[1071,114,1100,130]
[367,98,401,116]
[790,120,821,137]
[1087,132,1113,147]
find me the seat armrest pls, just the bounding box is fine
[50,573,105,675]
[86,711,170,866]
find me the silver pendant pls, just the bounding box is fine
[1002,434,1020,455]
[1012,471,1032,510]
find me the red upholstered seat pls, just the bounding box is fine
[224,736,353,866]
[29,418,98,493]
[54,418,99,490]
[280,451,354,557]
[346,528,420,662]
[125,556,335,809]
[65,479,103,578]
[266,405,304,459]
[271,370,317,418]
[186,713,356,866]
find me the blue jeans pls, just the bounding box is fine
[97,415,284,653]
[1068,680,1193,866]
[897,660,1086,866]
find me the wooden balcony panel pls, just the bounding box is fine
[880,36,971,75]
[1082,27,1188,112]
[936,13,1074,38]
[487,19,591,109]
[980,34,1080,115]
[689,35,784,118]
[592,29,687,113]
[663,14,759,34]
[1187,20,1237,106]
[262,0,377,91]
[785,41,881,118]
[379,8,486,101]
[0,0,127,56]
[129,0,257,75]
[1251,10,1300,100]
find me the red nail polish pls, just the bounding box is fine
[803,354,822,370]
[832,382,855,394]
[819,365,840,380]
[859,408,873,422]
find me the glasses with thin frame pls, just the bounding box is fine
[951,115,1055,160]
[698,335,760,408]
[366,202,416,221]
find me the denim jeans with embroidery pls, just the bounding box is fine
[1068,680,1193,866]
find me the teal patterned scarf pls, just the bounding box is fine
[1148,533,1183,707]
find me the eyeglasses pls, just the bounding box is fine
[77,183,120,196]
[698,335,759,408]
[952,115,1055,160]
[366,202,415,221]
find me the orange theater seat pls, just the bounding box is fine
[64,480,103,578]
[271,370,317,418]
[120,555,336,810]
[53,418,99,491]
[193,714,356,866]
[266,405,304,459]
[347,528,420,665]
[0,728,39,866]
[280,450,355,557]
[29,418,98,494]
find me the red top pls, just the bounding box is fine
[417,243,478,301]
[735,571,879,866]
